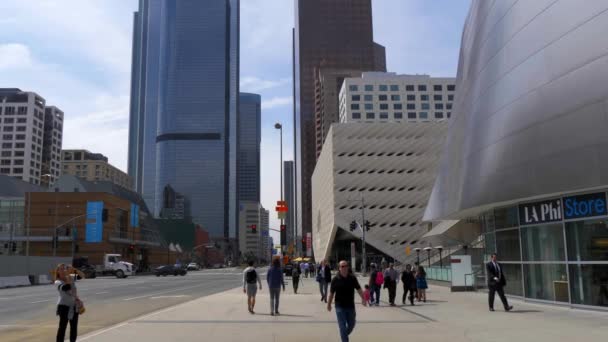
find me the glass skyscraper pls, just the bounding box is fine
[238,93,261,203]
[128,0,240,255]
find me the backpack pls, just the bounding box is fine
[375,270,384,286]
[246,269,257,284]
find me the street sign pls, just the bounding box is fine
[405,246,411,256]
[275,206,288,212]
[277,201,287,206]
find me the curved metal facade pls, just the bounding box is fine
[425,0,608,221]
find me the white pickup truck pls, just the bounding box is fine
[95,254,135,278]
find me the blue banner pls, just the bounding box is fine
[85,201,104,243]
[130,203,139,228]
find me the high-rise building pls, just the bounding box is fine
[339,73,456,123]
[0,88,64,186]
[238,93,261,202]
[283,161,296,252]
[61,149,133,190]
[238,201,261,261]
[294,0,386,249]
[128,0,240,257]
[260,207,270,262]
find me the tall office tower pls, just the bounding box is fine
[238,93,261,202]
[293,0,386,248]
[0,88,64,186]
[283,161,296,251]
[128,0,240,257]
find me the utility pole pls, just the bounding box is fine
[360,191,367,275]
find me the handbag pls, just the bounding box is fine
[76,298,86,315]
[315,272,322,282]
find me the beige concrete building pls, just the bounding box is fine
[61,150,133,190]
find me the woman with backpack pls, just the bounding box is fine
[243,260,262,314]
[416,265,428,302]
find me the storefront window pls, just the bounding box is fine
[524,264,568,302]
[569,264,608,307]
[502,263,523,296]
[494,206,518,229]
[566,219,608,262]
[495,229,521,261]
[521,224,565,261]
[484,232,496,256]
[481,211,495,233]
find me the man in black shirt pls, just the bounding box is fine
[327,260,366,342]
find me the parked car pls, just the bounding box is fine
[187,262,200,271]
[155,265,187,277]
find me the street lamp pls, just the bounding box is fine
[414,247,421,265]
[274,123,284,249]
[437,246,444,268]
[424,246,433,268]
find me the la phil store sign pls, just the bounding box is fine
[519,192,608,225]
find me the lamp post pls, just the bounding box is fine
[424,246,432,268]
[274,123,284,249]
[414,247,421,265]
[437,246,443,268]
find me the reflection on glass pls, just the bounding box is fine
[495,229,521,261]
[481,211,495,233]
[569,264,608,307]
[524,264,568,302]
[566,219,608,262]
[521,224,565,261]
[502,263,523,296]
[484,232,496,256]
[494,206,519,230]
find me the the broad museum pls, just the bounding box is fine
[424,1,608,309]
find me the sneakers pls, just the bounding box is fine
[505,306,513,312]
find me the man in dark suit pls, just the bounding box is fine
[487,253,513,312]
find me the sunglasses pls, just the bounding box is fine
[339,265,348,268]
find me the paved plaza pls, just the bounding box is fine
[80,277,608,342]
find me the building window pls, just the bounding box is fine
[2,126,13,132]
[419,112,428,119]
[364,103,373,110]
[407,112,417,119]
[14,151,24,157]
[378,95,388,101]
[364,94,373,101]
[420,94,429,101]
[421,103,430,110]
[17,106,27,114]
[350,104,360,110]
[393,103,402,110]
[2,134,13,140]
[3,118,14,123]
[448,85,456,91]
[379,103,389,110]
[366,112,375,119]
[433,85,443,91]
[448,94,454,101]
[15,143,24,148]
[434,94,442,101]
[0,160,10,165]
[16,126,26,132]
[1,143,11,149]
[446,103,453,110]
[5,107,15,115]
[348,85,358,91]
[390,85,399,91]
[407,103,416,110]
[379,85,388,91]
[0,168,9,174]
[12,168,23,174]
[1,151,10,157]
[405,85,414,91]
[379,112,389,119]
[418,85,427,91]
[351,95,360,101]
[364,85,374,91]
[406,95,415,101]
[352,112,361,119]
[447,112,451,118]
[435,112,444,119]
[13,159,23,166]
[390,94,400,101]
[394,112,403,119]
[435,103,444,110]
[15,134,25,140]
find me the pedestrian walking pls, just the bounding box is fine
[363,285,371,306]
[368,264,383,306]
[243,260,262,314]
[383,263,399,306]
[401,264,417,306]
[304,262,310,278]
[327,260,367,342]
[318,259,332,302]
[267,258,285,316]
[291,265,301,294]
[487,253,513,312]
[310,263,316,278]
[416,265,428,302]
[55,264,85,342]
[300,262,306,278]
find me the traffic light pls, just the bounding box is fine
[365,220,371,231]
[349,221,357,231]
[280,224,286,232]
[251,224,257,233]
[129,244,135,253]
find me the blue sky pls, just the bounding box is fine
[0,0,470,241]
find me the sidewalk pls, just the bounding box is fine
[81,277,608,342]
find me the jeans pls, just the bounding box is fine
[335,306,356,342]
[269,287,281,313]
[370,285,381,305]
[56,305,78,342]
[319,279,328,301]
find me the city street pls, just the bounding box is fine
[0,268,254,342]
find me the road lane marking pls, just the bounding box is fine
[150,295,190,299]
[29,299,52,303]
[95,291,109,294]
[123,283,209,301]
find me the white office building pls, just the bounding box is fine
[339,72,456,123]
[0,89,64,186]
[311,122,447,267]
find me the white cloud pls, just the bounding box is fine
[0,43,33,70]
[240,76,290,93]
[262,96,291,110]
